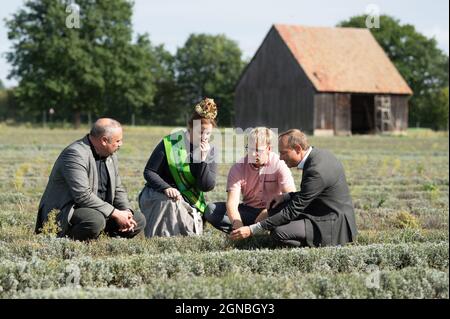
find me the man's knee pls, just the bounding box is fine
[270,221,307,247]
[81,213,106,239]
[270,225,296,242]
[69,208,106,240]
[204,204,214,223]
[204,202,232,233]
[204,202,225,223]
[270,227,285,242]
[132,211,146,234]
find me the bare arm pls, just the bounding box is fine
[226,189,242,229]
[281,183,296,194]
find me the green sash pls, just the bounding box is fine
[163,130,208,214]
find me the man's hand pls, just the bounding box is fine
[230,226,252,240]
[255,209,268,223]
[164,188,182,201]
[232,219,244,230]
[268,194,285,210]
[111,209,137,232]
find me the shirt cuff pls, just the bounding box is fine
[249,222,265,235]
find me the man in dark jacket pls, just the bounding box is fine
[35,118,146,241]
[230,129,357,247]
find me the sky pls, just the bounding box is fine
[0,0,448,88]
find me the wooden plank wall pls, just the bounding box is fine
[235,27,316,133]
[314,93,334,130]
[234,26,410,135]
[335,93,352,135]
[390,95,409,131]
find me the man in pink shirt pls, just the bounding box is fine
[204,127,296,233]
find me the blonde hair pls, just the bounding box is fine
[247,127,275,148]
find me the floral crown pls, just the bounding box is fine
[194,98,218,120]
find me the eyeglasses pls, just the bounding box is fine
[245,145,268,155]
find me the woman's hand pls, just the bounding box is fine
[200,140,210,162]
[164,188,182,201]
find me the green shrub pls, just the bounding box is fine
[9,267,449,299]
[392,211,421,229]
[0,126,448,299]
[40,210,61,237]
[0,242,447,296]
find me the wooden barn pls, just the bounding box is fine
[234,24,413,135]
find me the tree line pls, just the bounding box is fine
[0,0,448,130]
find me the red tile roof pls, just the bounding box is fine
[274,24,413,95]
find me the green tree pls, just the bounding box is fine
[175,34,245,126]
[338,15,449,129]
[6,0,156,127]
[0,79,4,90]
[428,87,449,130]
[0,89,8,121]
[139,42,182,125]
[101,33,158,124]
[0,89,21,122]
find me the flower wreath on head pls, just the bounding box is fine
[195,98,217,120]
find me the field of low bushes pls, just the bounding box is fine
[0,125,448,298]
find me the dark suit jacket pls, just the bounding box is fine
[35,136,131,235]
[260,147,357,247]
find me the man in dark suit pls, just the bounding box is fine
[230,129,357,247]
[35,118,146,241]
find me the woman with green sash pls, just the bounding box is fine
[139,98,218,237]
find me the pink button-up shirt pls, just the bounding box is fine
[226,152,296,209]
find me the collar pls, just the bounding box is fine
[297,146,313,170]
[87,135,105,161]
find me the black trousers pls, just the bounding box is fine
[65,208,146,241]
[270,219,307,247]
[204,202,263,234]
[268,201,307,247]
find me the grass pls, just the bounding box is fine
[0,125,448,298]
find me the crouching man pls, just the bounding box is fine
[35,118,146,241]
[205,127,296,233]
[230,129,357,247]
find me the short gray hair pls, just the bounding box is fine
[90,118,121,140]
[279,129,309,150]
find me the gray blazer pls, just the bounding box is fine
[260,147,358,247]
[35,135,131,235]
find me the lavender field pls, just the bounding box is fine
[0,125,448,298]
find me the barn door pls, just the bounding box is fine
[334,94,351,135]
